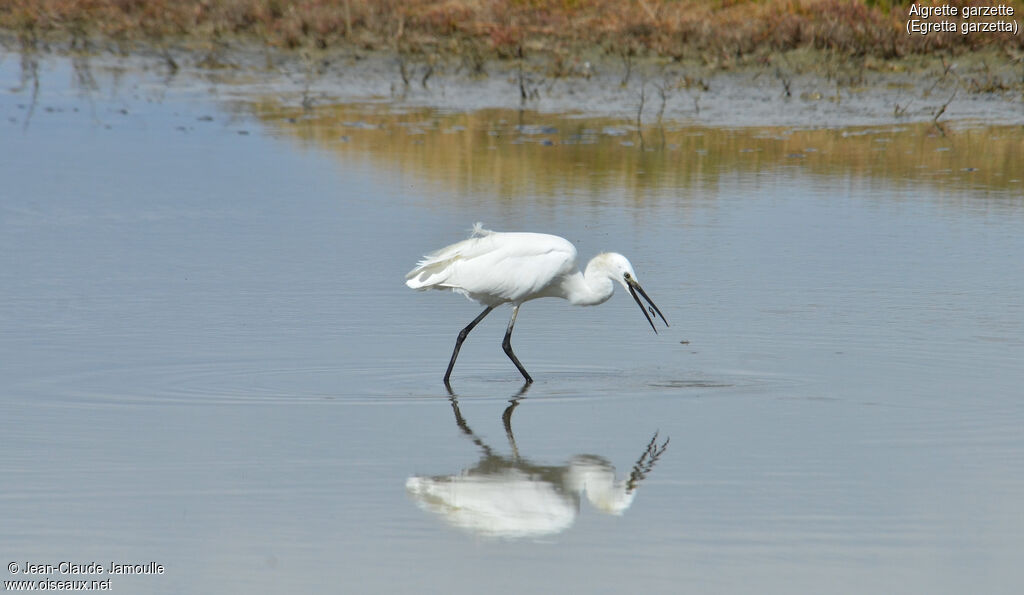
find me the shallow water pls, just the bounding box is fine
[2,52,1024,594]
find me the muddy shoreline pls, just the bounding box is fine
[3,31,1022,128]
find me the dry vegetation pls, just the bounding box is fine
[1,0,1022,64]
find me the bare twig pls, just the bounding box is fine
[16,50,40,131]
[934,88,957,122]
[398,55,410,87]
[517,45,527,103]
[636,82,646,149]
[620,48,633,87]
[925,57,956,97]
[161,47,178,75]
[775,67,792,98]
[655,80,669,125]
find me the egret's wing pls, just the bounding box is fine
[451,234,576,303]
[405,223,495,285]
[406,231,577,304]
[405,236,486,289]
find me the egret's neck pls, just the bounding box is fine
[560,265,615,306]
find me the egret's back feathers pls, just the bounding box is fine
[405,225,578,306]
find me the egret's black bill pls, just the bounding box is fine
[627,280,669,333]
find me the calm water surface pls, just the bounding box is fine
[2,53,1023,594]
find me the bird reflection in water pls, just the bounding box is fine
[406,386,669,539]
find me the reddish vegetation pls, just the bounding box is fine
[1,0,1021,60]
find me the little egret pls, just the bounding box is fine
[405,223,668,384]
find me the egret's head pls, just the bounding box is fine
[595,252,669,334]
[596,253,639,292]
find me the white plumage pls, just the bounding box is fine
[406,223,578,305]
[406,223,668,384]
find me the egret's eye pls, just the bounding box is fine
[624,272,632,280]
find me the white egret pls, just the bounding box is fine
[405,223,668,384]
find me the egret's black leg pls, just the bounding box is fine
[502,304,533,384]
[444,305,495,385]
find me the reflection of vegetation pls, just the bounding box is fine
[246,99,1024,202]
[11,41,39,130]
